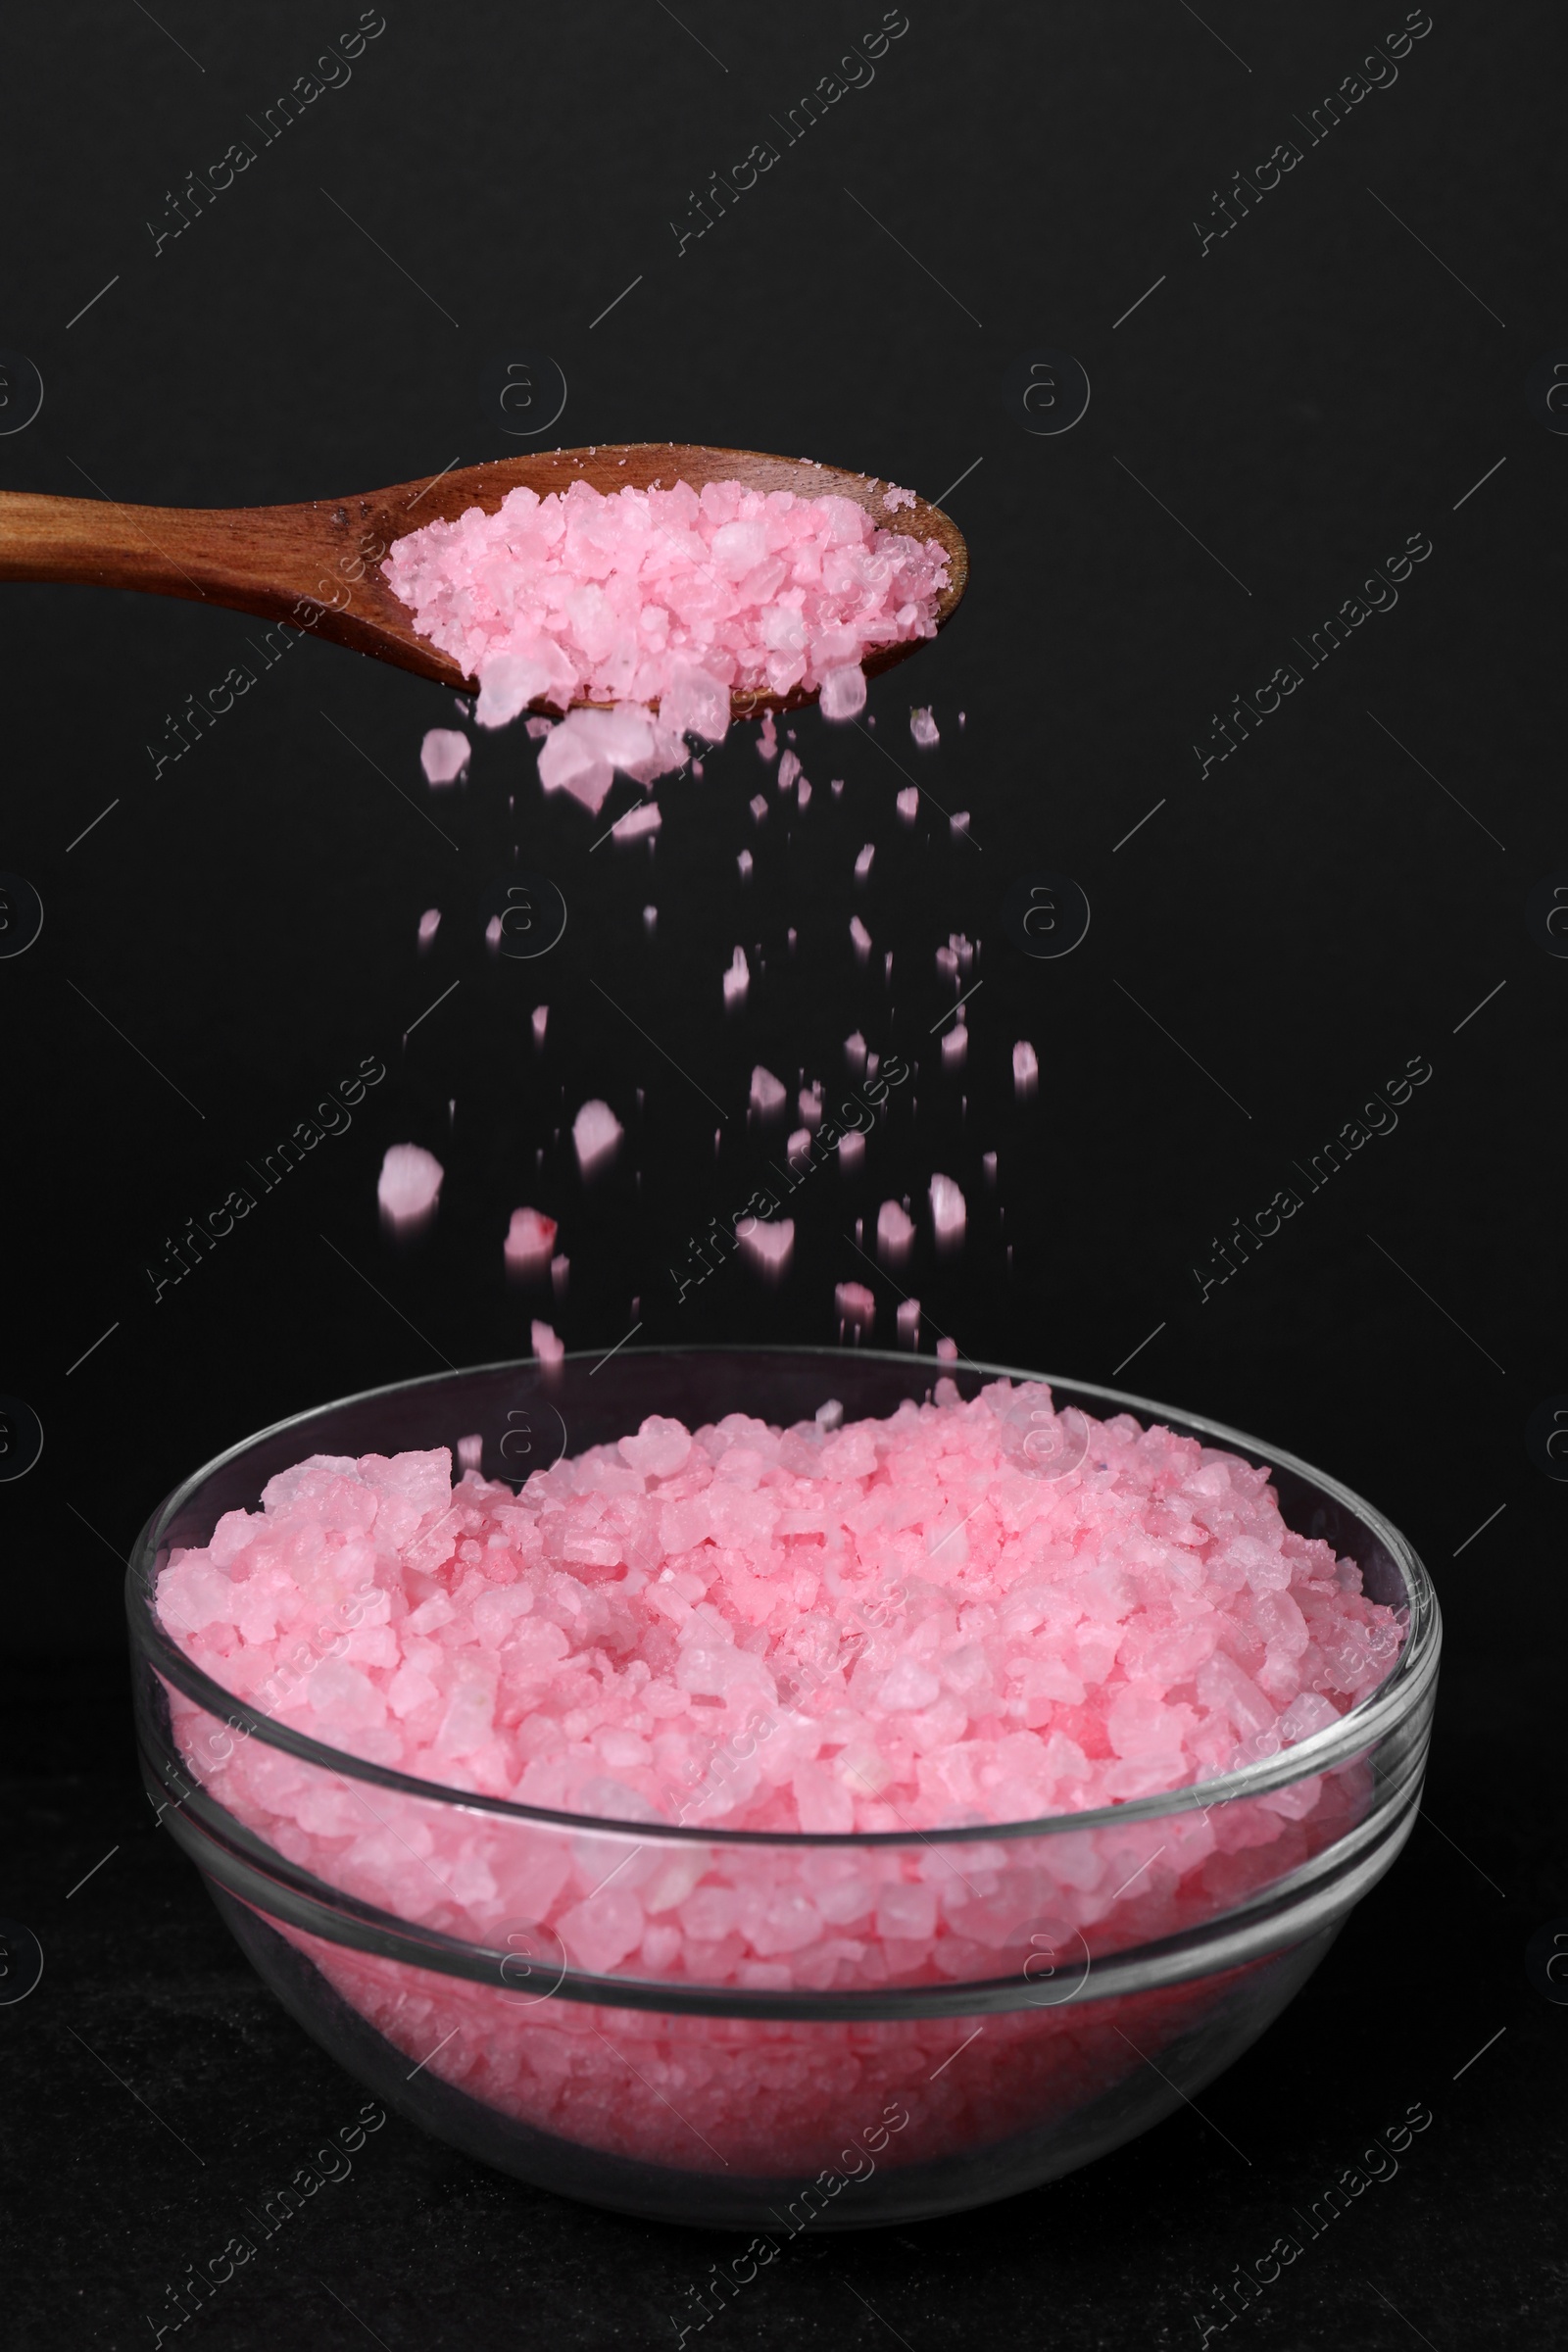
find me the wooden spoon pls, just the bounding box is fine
[0,444,968,716]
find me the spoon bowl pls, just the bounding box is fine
[0,445,968,716]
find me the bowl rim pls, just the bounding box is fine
[127,1345,1441,1849]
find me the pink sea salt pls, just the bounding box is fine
[910,707,939,748]
[819,662,867,720]
[845,1031,867,1075]
[572,1100,622,1178]
[750,1066,787,1118]
[896,786,918,823]
[855,844,875,882]
[897,1297,921,1346]
[383,478,948,720]
[850,916,873,963]
[930,1174,966,1249]
[738,1215,794,1279]
[779,750,801,793]
[417,908,440,949]
[723,947,750,1006]
[877,1200,915,1263]
[941,1023,967,1070]
[504,1207,558,1276]
[835,1281,876,1331]
[612,799,661,843]
[532,1005,548,1048]
[376,1144,443,1228]
[419,728,469,786]
[1013,1041,1039,1101]
[531,1319,564,1369]
[757,713,778,761]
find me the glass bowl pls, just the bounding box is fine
[126,1348,1440,2230]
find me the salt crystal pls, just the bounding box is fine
[935,1336,958,1361]
[929,1174,966,1250]
[883,484,916,512]
[850,916,872,963]
[798,1086,822,1128]
[835,1281,875,1331]
[612,799,661,842]
[941,1024,967,1069]
[484,914,504,950]
[910,707,940,749]
[779,750,801,792]
[951,811,970,835]
[504,1207,558,1275]
[737,850,754,878]
[532,1005,548,1048]
[420,728,470,786]
[982,1151,998,1186]
[877,1200,914,1264]
[738,1216,794,1280]
[838,1131,865,1175]
[524,715,554,740]
[896,1298,921,1347]
[572,1100,622,1178]
[643,906,657,933]
[1013,1041,1039,1101]
[844,1031,867,1075]
[551,1253,569,1298]
[854,844,875,882]
[749,1066,787,1118]
[787,1128,811,1170]
[531,1319,564,1370]
[831,778,845,797]
[819,662,867,720]
[896,786,918,822]
[750,793,767,824]
[723,946,750,1006]
[377,1143,443,1228]
[660,663,730,744]
[797,778,811,810]
[757,713,778,761]
[417,908,440,949]
[475,655,552,731]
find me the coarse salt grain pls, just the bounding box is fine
[420,728,470,786]
[504,1207,558,1275]
[532,1005,549,1048]
[417,908,440,948]
[1013,1041,1039,1101]
[835,1281,876,1330]
[855,844,875,882]
[723,947,750,1006]
[896,786,919,823]
[930,1174,966,1249]
[572,1100,622,1178]
[941,1024,967,1070]
[377,1144,443,1227]
[897,1297,921,1346]
[910,707,939,748]
[850,916,873,963]
[739,1216,794,1279]
[750,1066,787,1118]
[877,1200,915,1263]
[531,1319,564,1369]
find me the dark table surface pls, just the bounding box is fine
[3,0,1565,2343]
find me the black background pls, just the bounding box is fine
[3,1,1565,2344]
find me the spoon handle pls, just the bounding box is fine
[0,489,353,627]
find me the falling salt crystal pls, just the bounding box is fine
[951,933,974,971]
[420,729,470,786]
[844,1031,867,1075]
[612,799,661,842]
[750,1066,787,1117]
[485,914,504,949]
[739,1216,794,1280]
[819,662,867,721]
[524,716,554,740]
[797,778,811,810]
[896,1298,921,1348]
[799,1086,822,1128]
[936,945,958,981]
[787,1128,811,1170]
[831,779,845,798]
[1012,1040,1039,1101]
[982,1151,998,1186]
[779,750,801,792]
[723,946,750,1006]
[551,1253,569,1298]
[835,1282,875,1332]
[941,1024,967,1069]
[814,1397,844,1431]
[377,1144,443,1229]
[855,1217,863,1245]
[884,953,893,984]
[737,849,754,878]
[909,707,939,749]
[572,1099,622,1178]
[644,906,658,933]
[877,1200,914,1265]
[935,1336,958,1362]
[850,916,872,963]
[457,1434,483,1472]
[951,811,970,836]
[532,1319,564,1371]
[504,1206,558,1274]
[453,695,471,716]
[958,711,965,725]
[750,793,768,824]
[787,926,798,951]
[896,787,918,822]
[532,1005,548,1048]
[838,1131,865,1175]
[417,908,440,949]
[693,760,704,777]
[929,1173,966,1250]
[758,713,778,761]
[854,844,875,882]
